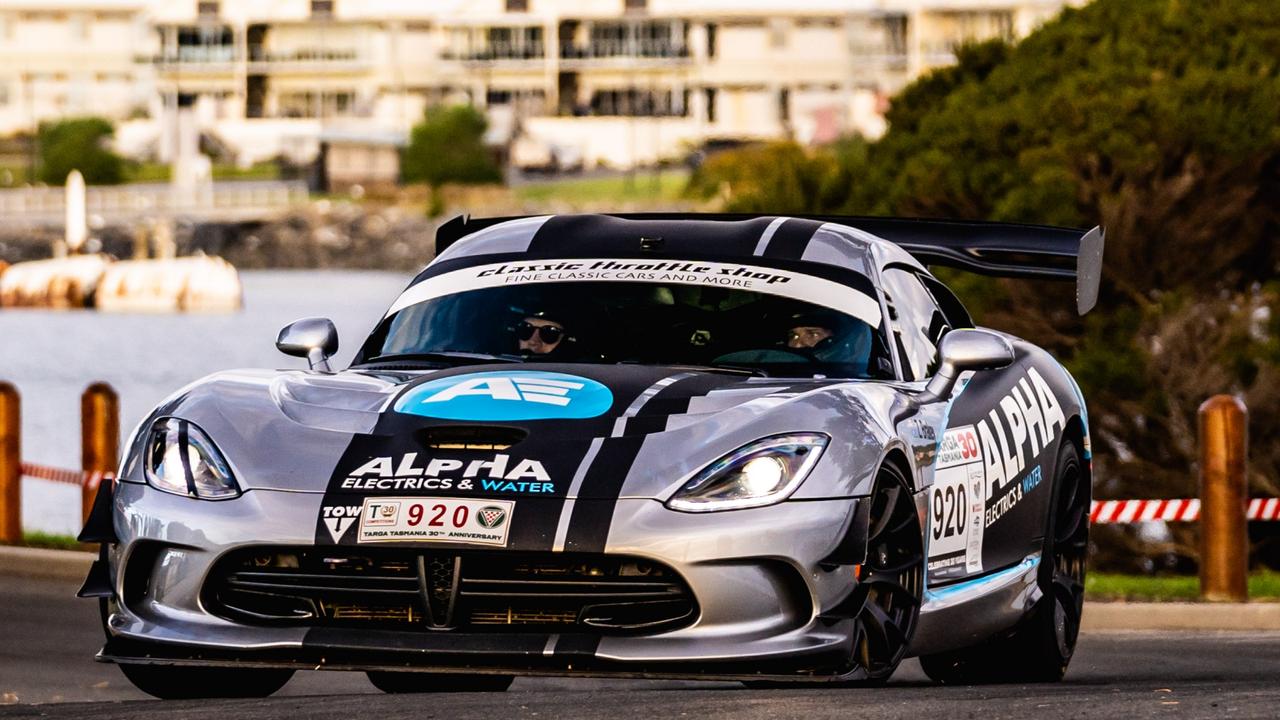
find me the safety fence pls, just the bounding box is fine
[1091,498,1280,524]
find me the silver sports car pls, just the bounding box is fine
[79,213,1104,698]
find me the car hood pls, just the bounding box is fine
[133,363,896,504]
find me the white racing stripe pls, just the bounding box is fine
[751,216,789,256]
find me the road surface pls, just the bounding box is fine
[2,576,1278,718]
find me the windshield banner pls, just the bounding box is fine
[388,258,882,327]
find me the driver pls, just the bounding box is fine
[514,311,570,356]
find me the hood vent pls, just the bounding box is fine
[417,426,527,451]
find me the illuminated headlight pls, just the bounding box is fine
[666,433,828,512]
[144,418,240,500]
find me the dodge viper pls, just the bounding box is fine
[79,213,1104,697]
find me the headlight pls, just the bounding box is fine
[666,433,828,512]
[144,418,240,500]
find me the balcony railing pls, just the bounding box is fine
[559,40,689,60]
[440,42,545,62]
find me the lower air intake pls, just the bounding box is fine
[203,548,697,635]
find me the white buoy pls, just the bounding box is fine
[65,169,87,254]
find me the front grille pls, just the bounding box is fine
[204,548,697,635]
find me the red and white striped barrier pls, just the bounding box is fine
[20,462,113,492]
[1091,498,1280,523]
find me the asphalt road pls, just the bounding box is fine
[3,576,1279,719]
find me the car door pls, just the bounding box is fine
[880,265,1011,585]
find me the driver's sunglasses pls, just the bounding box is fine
[516,322,565,344]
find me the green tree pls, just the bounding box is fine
[37,117,125,185]
[687,0,1280,569]
[401,105,502,216]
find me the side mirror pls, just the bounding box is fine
[277,317,339,372]
[918,329,1014,404]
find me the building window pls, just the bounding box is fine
[311,0,334,18]
[705,23,716,59]
[704,87,716,123]
[589,88,684,117]
[624,0,647,12]
[882,15,908,56]
[778,88,789,123]
[506,0,528,11]
[197,1,219,19]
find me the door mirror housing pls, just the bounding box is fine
[277,317,339,372]
[918,329,1014,404]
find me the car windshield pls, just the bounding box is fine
[358,262,893,379]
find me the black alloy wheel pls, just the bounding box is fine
[367,671,515,694]
[846,461,925,683]
[1041,438,1088,670]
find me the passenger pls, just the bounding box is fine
[785,322,835,350]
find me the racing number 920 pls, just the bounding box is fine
[931,484,967,540]
[407,503,470,528]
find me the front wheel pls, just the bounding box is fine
[118,663,294,699]
[367,671,514,694]
[920,438,1088,684]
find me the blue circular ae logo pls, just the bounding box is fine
[394,371,614,421]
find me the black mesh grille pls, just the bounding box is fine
[204,548,697,635]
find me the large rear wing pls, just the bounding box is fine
[818,216,1105,315]
[435,214,1105,315]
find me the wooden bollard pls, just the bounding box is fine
[1198,395,1249,602]
[0,383,18,544]
[81,383,119,527]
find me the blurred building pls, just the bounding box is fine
[0,0,155,136]
[0,0,1085,171]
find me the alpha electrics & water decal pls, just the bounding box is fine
[339,452,553,492]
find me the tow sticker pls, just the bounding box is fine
[357,497,514,546]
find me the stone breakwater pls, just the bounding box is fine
[0,202,443,273]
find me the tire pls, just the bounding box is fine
[118,663,294,699]
[745,461,923,688]
[920,438,1089,684]
[367,671,514,694]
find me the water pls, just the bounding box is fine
[0,269,411,534]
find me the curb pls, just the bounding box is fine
[0,545,94,582]
[1084,602,1280,631]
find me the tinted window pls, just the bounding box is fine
[361,281,894,379]
[880,268,950,381]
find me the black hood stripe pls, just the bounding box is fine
[551,436,605,552]
[610,372,696,437]
[561,435,647,554]
[551,372,691,553]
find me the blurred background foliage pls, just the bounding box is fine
[687,0,1280,571]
